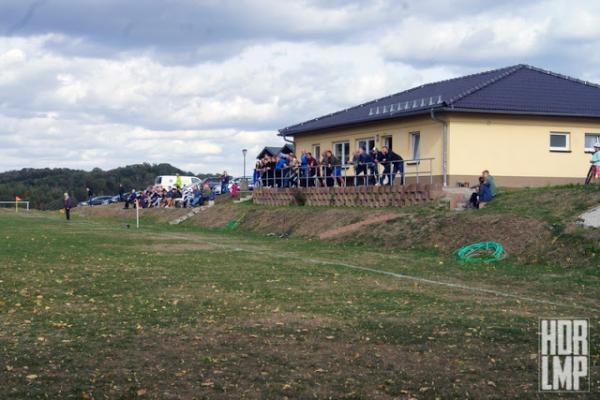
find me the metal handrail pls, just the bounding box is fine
[253,158,435,188]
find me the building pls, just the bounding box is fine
[279,64,600,187]
[256,144,295,159]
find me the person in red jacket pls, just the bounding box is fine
[231,181,238,198]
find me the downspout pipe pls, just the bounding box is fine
[430,108,448,187]
[280,130,294,145]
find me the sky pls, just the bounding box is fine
[1,0,600,175]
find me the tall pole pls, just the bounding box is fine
[242,148,248,190]
[242,148,247,179]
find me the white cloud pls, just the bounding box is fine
[0,0,599,175]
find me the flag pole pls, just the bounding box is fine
[135,199,140,229]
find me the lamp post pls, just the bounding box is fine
[241,148,248,191]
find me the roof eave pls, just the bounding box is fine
[441,107,600,119]
[278,107,444,137]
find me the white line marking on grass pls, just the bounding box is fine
[32,218,598,313]
[170,236,597,313]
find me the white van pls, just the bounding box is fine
[154,175,202,190]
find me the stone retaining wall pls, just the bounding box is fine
[252,184,444,208]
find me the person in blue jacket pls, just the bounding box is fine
[476,176,492,208]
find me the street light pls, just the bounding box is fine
[241,148,248,191]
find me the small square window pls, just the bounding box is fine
[549,132,570,152]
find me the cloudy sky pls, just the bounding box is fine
[1,0,599,175]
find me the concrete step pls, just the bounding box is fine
[169,204,213,225]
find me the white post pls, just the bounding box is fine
[135,199,140,229]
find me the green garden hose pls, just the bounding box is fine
[456,241,507,263]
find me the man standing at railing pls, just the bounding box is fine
[380,146,404,185]
[370,148,383,185]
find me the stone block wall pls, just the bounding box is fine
[252,184,444,208]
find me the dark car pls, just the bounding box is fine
[79,196,115,206]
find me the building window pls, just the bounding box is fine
[585,133,600,152]
[382,135,393,151]
[312,144,321,160]
[549,132,570,152]
[334,141,350,165]
[356,137,375,152]
[410,131,421,160]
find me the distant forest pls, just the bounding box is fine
[0,163,216,210]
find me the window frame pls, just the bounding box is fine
[356,137,376,153]
[584,133,600,153]
[333,140,350,166]
[312,144,321,160]
[549,132,570,152]
[407,131,421,164]
[382,135,393,151]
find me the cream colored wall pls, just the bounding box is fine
[292,117,444,176]
[447,114,600,179]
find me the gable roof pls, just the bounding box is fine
[279,64,600,136]
[256,144,295,159]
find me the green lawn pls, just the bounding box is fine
[1,210,599,399]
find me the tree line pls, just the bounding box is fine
[0,163,216,210]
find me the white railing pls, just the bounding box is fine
[0,201,30,211]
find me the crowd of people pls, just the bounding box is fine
[253,146,405,188]
[122,182,217,209]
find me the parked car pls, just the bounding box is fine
[201,178,222,195]
[78,196,115,206]
[154,175,202,190]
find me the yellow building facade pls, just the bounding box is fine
[292,113,600,187]
[281,65,600,187]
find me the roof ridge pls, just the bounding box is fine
[446,64,525,106]
[279,64,522,133]
[521,64,600,89]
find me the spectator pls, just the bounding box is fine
[469,176,492,209]
[118,183,125,201]
[175,174,182,189]
[231,181,239,198]
[202,182,212,200]
[321,150,338,187]
[482,170,497,197]
[63,192,72,220]
[299,150,309,186]
[221,171,231,193]
[307,152,319,187]
[166,187,177,208]
[86,186,93,206]
[353,148,369,186]
[380,146,404,185]
[124,189,137,209]
[254,159,262,187]
[370,148,383,185]
[275,154,287,187]
[591,143,600,181]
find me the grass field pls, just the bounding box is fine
[1,209,599,399]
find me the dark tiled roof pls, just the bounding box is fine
[279,64,600,136]
[256,144,295,159]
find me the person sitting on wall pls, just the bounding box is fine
[591,143,600,182]
[380,146,404,185]
[482,170,497,197]
[469,176,492,209]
